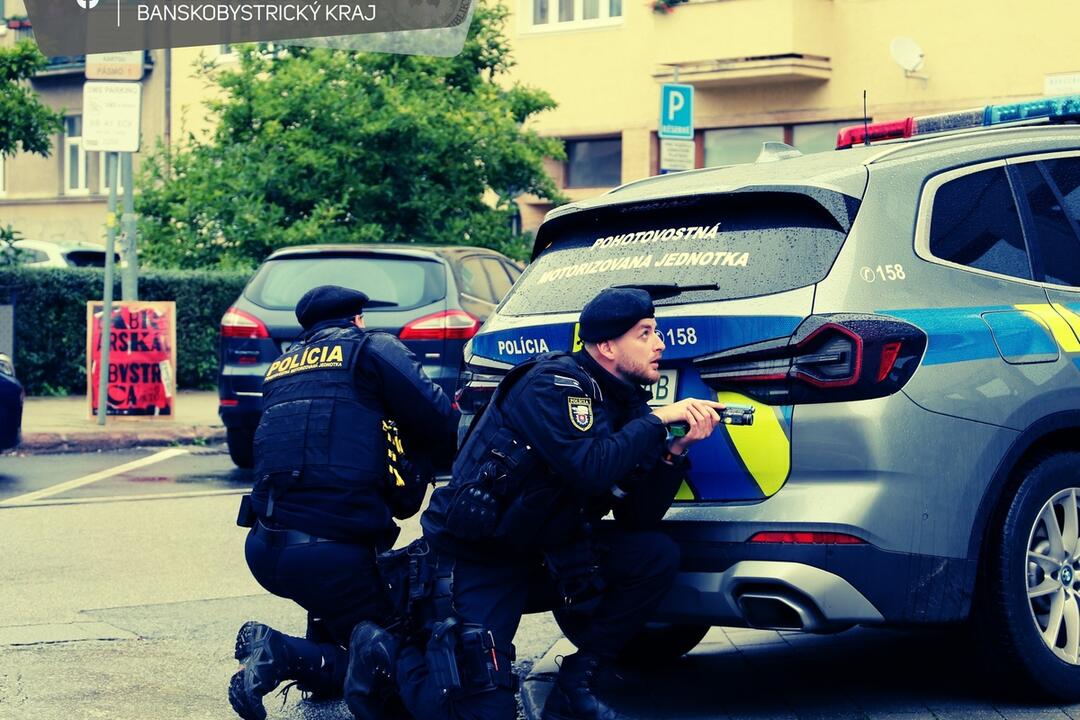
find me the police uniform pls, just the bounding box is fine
[228,285,459,720]
[382,288,686,720]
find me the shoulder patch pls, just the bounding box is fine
[567,396,594,431]
[553,374,584,391]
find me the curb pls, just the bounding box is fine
[520,637,574,720]
[13,426,226,454]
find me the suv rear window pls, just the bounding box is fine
[245,255,447,310]
[501,192,853,316]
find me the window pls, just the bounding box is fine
[791,121,857,155]
[929,167,1031,280]
[566,138,621,188]
[97,152,125,195]
[64,116,87,195]
[459,257,496,303]
[1013,157,1080,287]
[481,258,514,301]
[704,126,784,167]
[529,0,621,27]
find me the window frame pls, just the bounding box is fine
[915,157,1040,288]
[1005,151,1080,291]
[564,136,622,189]
[64,115,88,196]
[522,0,623,33]
[97,152,126,196]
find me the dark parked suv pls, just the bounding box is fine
[218,244,521,467]
[456,96,1080,698]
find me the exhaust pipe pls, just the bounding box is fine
[735,590,827,633]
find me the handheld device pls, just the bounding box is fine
[668,405,755,436]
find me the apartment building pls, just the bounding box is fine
[505,0,1080,230]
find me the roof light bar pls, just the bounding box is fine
[836,93,1080,149]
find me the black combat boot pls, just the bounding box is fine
[228,621,292,720]
[344,621,401,720]
[541,651,622,720]
[229,621,340,720]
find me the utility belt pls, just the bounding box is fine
[252,519,339,547]
[374,543,517,696]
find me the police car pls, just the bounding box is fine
[0,352,23,451]
[456,95,1080,698]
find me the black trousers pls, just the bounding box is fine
[245,528,396,646]
[396,529,680,720]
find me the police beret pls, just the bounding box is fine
[578,287,655,343]
[295,285,369,329]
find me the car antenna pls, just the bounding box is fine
[863,90,871,146]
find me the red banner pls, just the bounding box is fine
[87,301,177,418]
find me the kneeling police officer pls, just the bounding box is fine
[348,286,725,720]
[228,285,458,720]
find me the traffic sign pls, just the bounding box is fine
[84,82,142,153]
[86,52,145,81]
[660,138,695,172]
[659,84,694,140]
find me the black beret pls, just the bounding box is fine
[578,287,655,343]
[295,285,369,329]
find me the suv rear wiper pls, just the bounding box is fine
[364,299,400,308]
[611,283,720,300]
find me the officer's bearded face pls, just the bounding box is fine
[608,319,665,386]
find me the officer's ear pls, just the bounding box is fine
[593,339,617,361]
[353,314,366,329]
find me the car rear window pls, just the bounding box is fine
[501,191,854,316]
[245,255,447,311]
[64,250,113,267]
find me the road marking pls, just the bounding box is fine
[4,487,247,508]
[0,448,189,506]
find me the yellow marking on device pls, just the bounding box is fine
[1015,304,1080,353]
[675,480,697,501]
[1052,303,1080,344]
[716,390,791,497]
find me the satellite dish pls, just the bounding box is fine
[890,37,925,73]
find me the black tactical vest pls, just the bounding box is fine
[423,353,598,557]
[253,326,386,521]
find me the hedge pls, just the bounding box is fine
[0,267,249,396]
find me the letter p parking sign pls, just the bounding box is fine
[659,84,694,140]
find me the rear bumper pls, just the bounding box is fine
[652,531,976,630]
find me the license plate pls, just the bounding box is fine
[647,370,678,407]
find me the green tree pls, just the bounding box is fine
[0,41,63,157]
[137,1,566,269]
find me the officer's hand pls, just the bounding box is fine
[667,399,722,454]
[650,398,725,427]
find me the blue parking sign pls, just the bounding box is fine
[659,84,694,140]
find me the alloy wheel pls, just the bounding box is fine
[1026,487,1080,665]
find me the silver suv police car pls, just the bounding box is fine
[456,95,1080,699]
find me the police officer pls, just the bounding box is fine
[348,287,724,720]
[228,285,459,720]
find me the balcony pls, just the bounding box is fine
[652,0,834,86]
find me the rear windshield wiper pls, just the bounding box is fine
[364,299,400,309]
[611,283,720,300]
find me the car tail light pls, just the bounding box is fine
[220,398,240,407]
[748,531,866,545]
[221,307,270,339]
[694,314,926,405]
[400,310,481,341]
[455,351,513,415]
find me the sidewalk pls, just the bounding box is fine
[14,391,225,453]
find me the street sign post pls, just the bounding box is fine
[86,51,145,81]
[660,138,695,173]
[83,82,142,153]
[659,83,694,140]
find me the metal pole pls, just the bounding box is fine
[97,152,120,425]
[120,152,139,301]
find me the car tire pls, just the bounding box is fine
[227,427,255,469]
[974,451,1080,701]
[553,609,709,666]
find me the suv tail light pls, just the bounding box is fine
[455,352,513,415]
[694,314,926,405]
[400,310,481,341]
[220,307,270,339]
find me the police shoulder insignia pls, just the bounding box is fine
[567,396,593,431]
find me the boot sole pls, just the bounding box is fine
[234,620,259,662]
[228,669,268,720]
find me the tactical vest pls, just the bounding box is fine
[253,326,385,517]
[433,352,599,553]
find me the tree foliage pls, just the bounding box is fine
[0,41,64,157]
[137,1,565,269]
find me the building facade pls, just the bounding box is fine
[505,0,1080,230]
